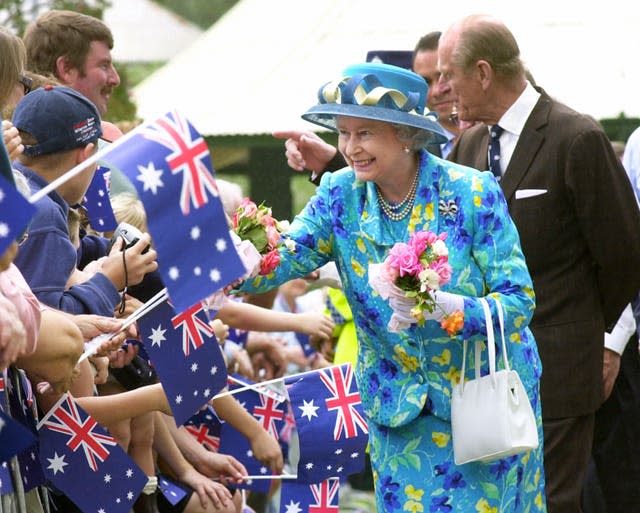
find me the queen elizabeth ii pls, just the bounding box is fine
[237,62,546,512]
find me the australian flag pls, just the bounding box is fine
[158,474,189,507]
[37,393,148,513]
[279,478,340,513]
[218,377,287,493]
[100,110,245,313]
[284,363,368,483]
[6,368,45,491]
[0,173,36,255]
[295,333,317,359]
[0,409,35,463]
[82,165,118,232]
[137,299,228,425]
[184,405,222,452]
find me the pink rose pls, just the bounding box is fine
[259,249,281,275]
[239,198,258,218]
[260,214,276,229]
[380,260,399,283]
[430,259,452,286]
[408,230,438,255]
[387,242,422,277]
[265,225,281,249]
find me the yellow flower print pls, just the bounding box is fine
[432,431,450,448]
[444,366,461,386]
[351,258,366,278]
[318,238,332,254]
[431,349,451,366]
[424,202,434,221]
[471,176,484,192]
[405,485,424,501]
[408,204,423,233]
[403,485,424,513]
[510,332,522,344]
[392,345,419,373]
[356,238,367,253]
[535,492,544,509]
[473,195,481,207]
[513,315,527,329]
[475,498,498,513]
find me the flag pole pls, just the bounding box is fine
[211,363,348,401]
[77,288,168,363]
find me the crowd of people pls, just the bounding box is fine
[2,8,640,513]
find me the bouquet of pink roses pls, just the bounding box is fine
[368,230,464,334]
[231,198,293,276]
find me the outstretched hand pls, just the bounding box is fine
[272,130,338,173]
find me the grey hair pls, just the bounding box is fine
[391,124,436,150]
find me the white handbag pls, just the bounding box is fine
[451,298,539,465]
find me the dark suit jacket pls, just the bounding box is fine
[449,88,640,418]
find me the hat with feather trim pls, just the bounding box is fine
[302,62,447,144]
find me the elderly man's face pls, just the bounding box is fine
[437,31,486,124]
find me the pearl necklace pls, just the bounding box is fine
[376,169,419,221]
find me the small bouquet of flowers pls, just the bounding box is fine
[368,230,464,335]
[231,198,294,277]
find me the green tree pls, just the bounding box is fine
[1,0,111,35]
[152,0,238,29]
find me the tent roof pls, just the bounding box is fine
[105,0,203,63]
[132,0,640,136]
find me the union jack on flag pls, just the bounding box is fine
[40,394,118,472]
[279,478,340,513]
[140,110,218,216]
[253,394,286,440]
[172,301,215,356]
[184,406,221,452]
[37,393,148,513]
[284,363,368,483]
[101,110,245,313]
[138,299,228,425]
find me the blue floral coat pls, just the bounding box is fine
[240,150,546,511]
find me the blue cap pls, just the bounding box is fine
[12,85,102,157]
[302,62,447,144]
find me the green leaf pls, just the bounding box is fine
[405,453,422,471]
[404,437,421,452]
[480,481,500,500]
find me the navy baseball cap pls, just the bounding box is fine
[12,85,102,157]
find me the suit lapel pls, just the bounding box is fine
[501,91,552,201]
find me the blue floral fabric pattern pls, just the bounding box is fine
[239,150,546,511]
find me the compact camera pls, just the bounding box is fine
[107,222,150,254]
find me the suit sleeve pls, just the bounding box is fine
[566,128,640,327]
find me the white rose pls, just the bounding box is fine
[419,268,441,292]
[432,239,448,257]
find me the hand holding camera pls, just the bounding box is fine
[102,223,158,291]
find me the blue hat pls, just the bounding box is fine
[12,85,102,157]
[302,62,447,144]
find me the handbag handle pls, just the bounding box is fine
[459,297,510,391]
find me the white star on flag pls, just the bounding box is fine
[104,474,112,483]
[176,395,183,404]
[299,399,319,421]
[46,452,68,475]
[215,238,227,252]
[127,491,134,500]
[209,269,220,282]
[0,188,4,201]
[194,267,202,276]
[190,226,201,240]
[0,223,8,238]
[149,325,167,347]
[191,363,198,372]
[136,162,164,194]
[168,267,180,280]
[285,500,302,513]
[126,469,133,478]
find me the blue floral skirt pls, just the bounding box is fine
[368,402,547,513]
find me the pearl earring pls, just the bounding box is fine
[403,147,411,154]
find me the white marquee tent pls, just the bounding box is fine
[132,0,640,137]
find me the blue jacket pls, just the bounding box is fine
[13,163,120,316]
[240,150,542,428]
